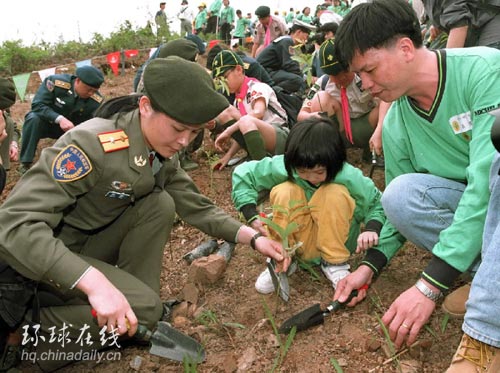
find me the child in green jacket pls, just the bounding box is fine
[232,116,387,294]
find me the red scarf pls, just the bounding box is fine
[235,76,259,116]
[264,16,273,47]
[340,86,353,144]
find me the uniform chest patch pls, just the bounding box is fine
[52,145,92,182]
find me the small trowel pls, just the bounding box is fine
[92,310,205,363]
[135,321,205,363]
[278,290,359,334]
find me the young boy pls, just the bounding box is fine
[211,50,289,169]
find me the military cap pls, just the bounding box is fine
[211,50,244,78]
[0,77,16,110]
[319,39,346,76]
[76,66,105,88]
[143,56,229,125]
[255,5,270,18]
[158,39,199,61]
[292,19,316,33]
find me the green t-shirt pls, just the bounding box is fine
[379,47,499,286]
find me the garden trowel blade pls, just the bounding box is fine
[267,258,290,302]
[278,303,325,334]
[149,321,206,363]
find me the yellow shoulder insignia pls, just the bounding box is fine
[91,93,103,103]
[54,80,71,89]
[97,130,129,153]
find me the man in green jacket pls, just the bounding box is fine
[333,0,499,350]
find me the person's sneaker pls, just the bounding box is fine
[442,283,470,319]
[255,261,297,294]
[446,333,500,372]
[321,262,350,289]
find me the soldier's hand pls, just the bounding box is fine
[59,117,75,132]
[77,267,138,337]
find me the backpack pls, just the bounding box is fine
[269,86,303,128]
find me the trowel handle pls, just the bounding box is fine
[326,283,369,313]
[326,289,359,313]
[91,309,150,341]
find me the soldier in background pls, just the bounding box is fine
[19,66,104,174]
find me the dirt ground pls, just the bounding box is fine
[3,66,466,373]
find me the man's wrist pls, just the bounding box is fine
[415,278,443,302]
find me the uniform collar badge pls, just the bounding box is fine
[134,155,147,167]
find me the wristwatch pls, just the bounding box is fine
[415,279,443,302]
[250,232,263,250]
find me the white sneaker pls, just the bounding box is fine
[254,261,297,294]
[321,262,350,289]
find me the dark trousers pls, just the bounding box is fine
[269,70,305,95]
[20,112,65,164]
[220,23,232,44]
[28,191,171,371]
[206,15,219,34]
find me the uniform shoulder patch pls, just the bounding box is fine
[54,80,71,90]
[91,93,103,103]
[97,130,129,153]
[52,145,92,182]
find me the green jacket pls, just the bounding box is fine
[232,155,390,245]
[0,110,242,290]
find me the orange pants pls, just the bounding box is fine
[269,182,355,264]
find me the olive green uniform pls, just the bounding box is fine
[0,111,20,170]
[0,109,242,370]
[19,73,103,164]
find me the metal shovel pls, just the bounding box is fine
[92,310,205,363]
[267,257,290,302]
[278,290,358,334]
[135,321,206,363]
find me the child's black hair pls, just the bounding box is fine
[284,116,346,182]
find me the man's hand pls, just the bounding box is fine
[77,267,138,337]
[59,117,75,132]
[381,285,436,348]
[334,265,374,306]
[254,236,291,273]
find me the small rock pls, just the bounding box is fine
[181,282,199,304]
[237,347,257,372]
[366,338,381,352]
[129,355,143,371]
[222,353,238,373]
[266,333,280,348]
[173,315,189,327]
[400,359,422,373]
[172,300,189,318]
[336,357,348,367]
[188,255,227,284]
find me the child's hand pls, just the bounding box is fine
[250,219,268,236]
[356,231,379,253]
[214,130,231,152]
